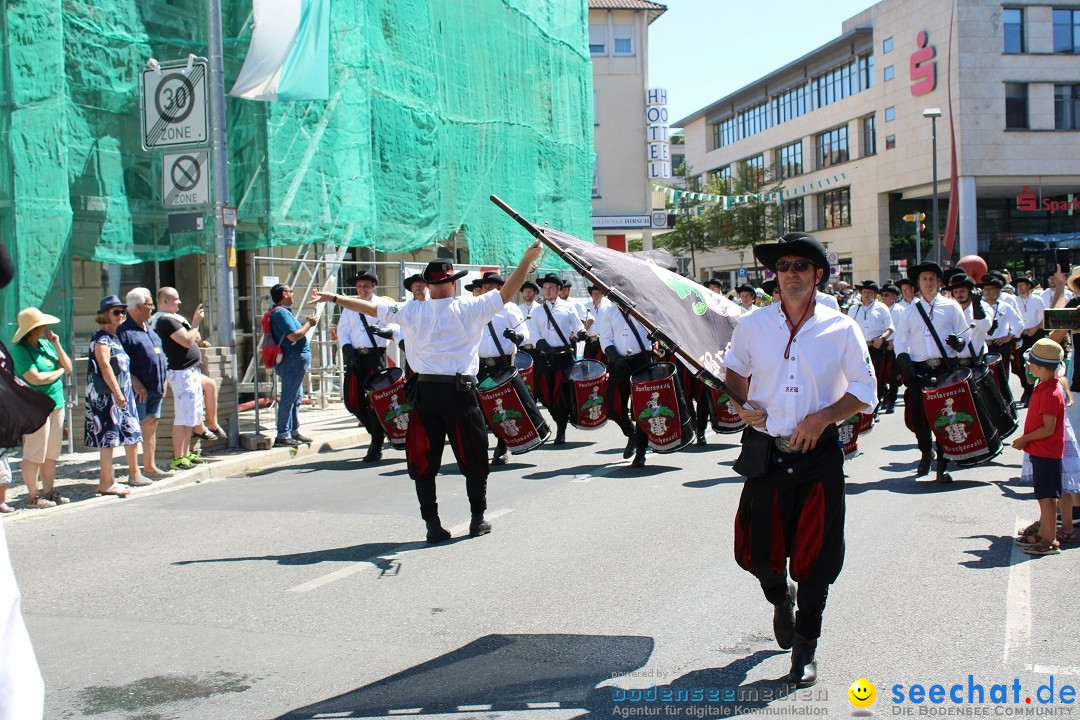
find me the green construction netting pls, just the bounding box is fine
[0,0,594,328]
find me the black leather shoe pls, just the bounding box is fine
[362,449,383,463]
[623,437,635,459]
[773,580,796,650]
[553,432,566,446]
[274,437,301,448]
[936,458,953,483]
[787,634,818,688]
[916,453,932,477]
[884,403,895,414]
[292,432,312,444]
[469,515,492,537]
[425,519,451,543]
[696,434,707,446]
[631,452,646,468]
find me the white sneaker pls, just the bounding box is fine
[127,474,152,487]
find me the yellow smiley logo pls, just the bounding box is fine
[848,678,876,708]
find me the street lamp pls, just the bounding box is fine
[923,108,942,264]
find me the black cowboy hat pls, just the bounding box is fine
[856,280,880,293]
[942,267,963,284]
[979,274,1004,289]
[753,232,830,273]
[896,277,916,289]
[586,283,601,293]
[761,279,778,296]
[480,272,505,286]
[521,280,539,293]
[948,273,975,291]
[735,284,755,295]
[704,276,724,289]
[351,270,378,285]
[561,279,573,289]
[463,279,478,291]
[403,274,425,291]
[907,261,944,282]
[880,283,900,295]
[537,273,563,287]
[422,260,468,285]
[1014,274,1036,288]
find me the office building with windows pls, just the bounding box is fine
[675,0,1080,287]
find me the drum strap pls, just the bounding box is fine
[360,313,379,349]
[542,303,572,348]
[622,309,648,353]
[916,302,952,362]
[487,322,511,364]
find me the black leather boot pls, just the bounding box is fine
[623,436,635,459]
[936,456,953,483]
[772,581,796,650]
[631,449,646,468]
[916,451,932,477]
[787,634,817,687]
[469,513,492,537]
[425,516,451,543]
[492,441,507,466]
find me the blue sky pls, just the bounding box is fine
[648,0,880,126]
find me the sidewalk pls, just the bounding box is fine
[1,411,370,523]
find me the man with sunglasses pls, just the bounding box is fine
[724,232,876,689]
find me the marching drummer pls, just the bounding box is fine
[879,283,904,413]
[310,243,543,543]
[1014,275,1047,406]
[705,276,725,296]
[735,284,756,314]
[947,273,992,362]
[893,261,969,482]
[338,271,399,463]
[896,277,917,309]
[518,281,542,349]
[404,274,428,301]
[597,299,654,467]
[534,273,587,445]
[847,280,894,412]
[725,232,876,688]
[980,274,1024,367]
[477,272,533,465]
[583,284,610,362]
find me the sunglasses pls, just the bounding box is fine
[775,259,815,273]
[109,309,126,316]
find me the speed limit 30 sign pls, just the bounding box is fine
[140,59,209,150]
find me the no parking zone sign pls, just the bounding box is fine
[162,152,209,207]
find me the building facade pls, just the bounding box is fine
[676,0,1080,288]
[590,0,668,252]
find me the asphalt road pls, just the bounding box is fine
[6,384,1080,719]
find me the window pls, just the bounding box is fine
[884,106,895,122]
[1005,82,1028,129]
[777,141,803,179]
[1055,84,1080,129]
[592,159,600,197]
[710,116,738,149]
[738,101,770,141]
[883,65,894,82]
[771,84,809,125]
[818,187,852,229]
[589,25,606,55]
[811,53,873,110]
[885,134,896,150]
[1053,9,1080,53]
[816,125,850,169]
[783,198,805,233]
[1004,8,1024,53]
[744,155,765,186]
[613,25,634,55]
[883,37,893,53]
[712,165,732,192]
[863,115,877,156]
[672,154,686,176]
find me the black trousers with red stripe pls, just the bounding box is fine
[535,352,575,433]
[606,351,653,450]
[344,360,386,450]
[733,439,845,640]
[405,380,489,520]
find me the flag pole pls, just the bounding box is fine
[489,195,747,406]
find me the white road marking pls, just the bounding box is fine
[525,702,562,709]
[288,509,513,593]
[1028,664,1080,676]
[1003,517,1032,666]
[458,705,494,711]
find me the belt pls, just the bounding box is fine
[955,357,975,367]
[417,373,478,385]
[358,347,385,356]
[551,347,573,356]
[915,358,943,369]
[773,425,839,454]
[480,357,511,367]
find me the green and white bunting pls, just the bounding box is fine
[652,172,848,205]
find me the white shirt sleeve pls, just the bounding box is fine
[0,521,45,720]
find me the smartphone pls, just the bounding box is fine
[1044,248,1071,275]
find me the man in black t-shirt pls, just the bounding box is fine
[152,288,207,471]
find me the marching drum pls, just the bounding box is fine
[710,386,746,434]
[629,362,694,453]
[838,414,863,458]
[984,352,1018,424]
[515,350,535,395]
[972,360,1018,441]
[477,367,550,455]
[921,368,1002,467]
[565,359,609,429]
[364,367,410,449]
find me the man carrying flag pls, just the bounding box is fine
[725,232,876,688]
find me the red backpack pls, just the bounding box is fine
[260,305,286,368]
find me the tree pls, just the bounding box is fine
[706,166,785,254]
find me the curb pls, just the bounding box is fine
[1,427,370,525]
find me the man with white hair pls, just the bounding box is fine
[117,288,170,479]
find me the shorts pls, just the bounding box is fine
[0,456,11,486]
[136,391,164,422]
[167,367,206,427]
[22,407,65,464]
[1030,455,1063,500]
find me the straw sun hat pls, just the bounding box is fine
[12,307,60,344]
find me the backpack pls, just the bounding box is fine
[260,305,286,369]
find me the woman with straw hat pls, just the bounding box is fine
[9,307,73,508]
[84,296,146,497]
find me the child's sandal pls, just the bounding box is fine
[1024,540,1061,555]
[1016,531,1041,546]
[1056,529,1077,544]
[1017,520,1040,537]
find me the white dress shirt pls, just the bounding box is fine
[725,302,877,437]
[984,300,1024,341]
[959,301,993,357]
[998,291,1022,319]
[597,304,651,356]
[816,291,840,311]
[887,302,904,330]
[533,299,584,350]
[846,299,894,342]
[0,522,45,720]
[893,297,969,361]
[518,300,541,345]
[587,298,612,336]
[478,302,528,359]
[1041,287,1074,307]
[338,297,398,349]
[376,291,504,375]
[1016,292,1046,331]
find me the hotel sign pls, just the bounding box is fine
[646,88,670,179]
[593,215,651,229]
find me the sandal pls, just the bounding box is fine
[97,483,131,497]
[1016,532,1041,546]
[1057,529,1077,544]
[0,503,16,514]
[1017,520,1040,537]
[26,496,56,509]
[192,429,218,441]
[45,491,70,505]
[1024,540,1061,555]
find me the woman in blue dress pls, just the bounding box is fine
[85,295,144,496]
